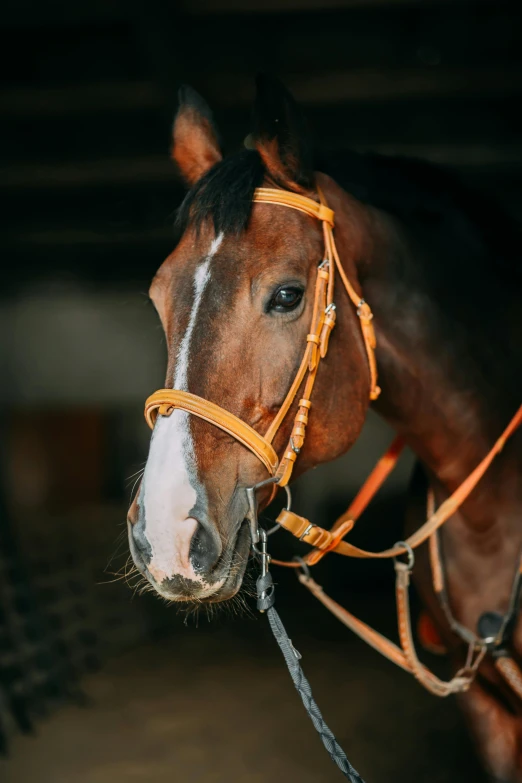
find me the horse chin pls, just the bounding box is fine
[134,520,251,605]
[190,520,252,605]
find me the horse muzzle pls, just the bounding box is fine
[127,485,251,602]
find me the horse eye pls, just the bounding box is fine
[269,286,304,313]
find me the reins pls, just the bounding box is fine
[143,185,522,780]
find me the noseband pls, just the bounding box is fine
[145,186,380,488]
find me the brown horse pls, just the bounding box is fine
[128,76,522,780]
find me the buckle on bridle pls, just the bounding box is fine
[357,299,372,319]
[299,523,316,542]
[290,437,300,454]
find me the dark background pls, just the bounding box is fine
[0,1,520,781]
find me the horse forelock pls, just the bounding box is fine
[175,148,265,239]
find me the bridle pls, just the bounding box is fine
[144,186,380,491]
[143,184,522,699]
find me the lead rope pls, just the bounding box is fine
[255,531,366,783]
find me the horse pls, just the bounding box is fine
[127,75,522,781]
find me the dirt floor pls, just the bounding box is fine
[1,578,488,783]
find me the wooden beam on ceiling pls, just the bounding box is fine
[1,0,503,26]
[1,0,126,27]
[0,158,174,189]
[3,63,521,119]
[208,66,522,106]
[3,142,522,192]
[7,227,174,248]
[181,0,505,13]
[0,82,164,116]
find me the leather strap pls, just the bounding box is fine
[253,186,380,402]
[305,436,405,566]
[277,509,354,551]
[274,403,522,565]
[144,389,279,475]
[253,187,335,226]
[394,561,482,696]
[495,656,522,699]
[299,573,482,695]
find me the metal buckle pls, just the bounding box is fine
[356,299,373,319]
[289,437,300,454]
[299,523,316,542]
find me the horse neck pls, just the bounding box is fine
[345,199,522,530]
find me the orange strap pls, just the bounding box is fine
[253,187,335,226]
[275,404,522,566]
[144,390,279,475]
[272,435,404,568]
[495,656,522,700]
[304,435,405,566]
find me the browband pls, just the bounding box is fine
[253,187,335,226]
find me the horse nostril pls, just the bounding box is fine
[189,522,221,575]
[131,520,152,563]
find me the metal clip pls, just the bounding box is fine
[256,528,275,613]
[258,528,271,583]
[247,476,278,546]
[292,555,311,580]
[393,540,415,571]
[248,479,292,551]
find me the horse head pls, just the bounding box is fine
[127,76,372,603]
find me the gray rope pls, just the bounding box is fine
[256,572,365,782]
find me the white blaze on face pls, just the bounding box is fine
[141,234,223,584]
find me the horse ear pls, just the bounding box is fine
[171,85,222,186]
[251,74,314,191]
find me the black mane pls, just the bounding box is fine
[175,145,521,276]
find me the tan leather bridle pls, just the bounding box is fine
[143,185,522,697]
[145,186,380,490]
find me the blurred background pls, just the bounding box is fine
[0,0,520,780]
